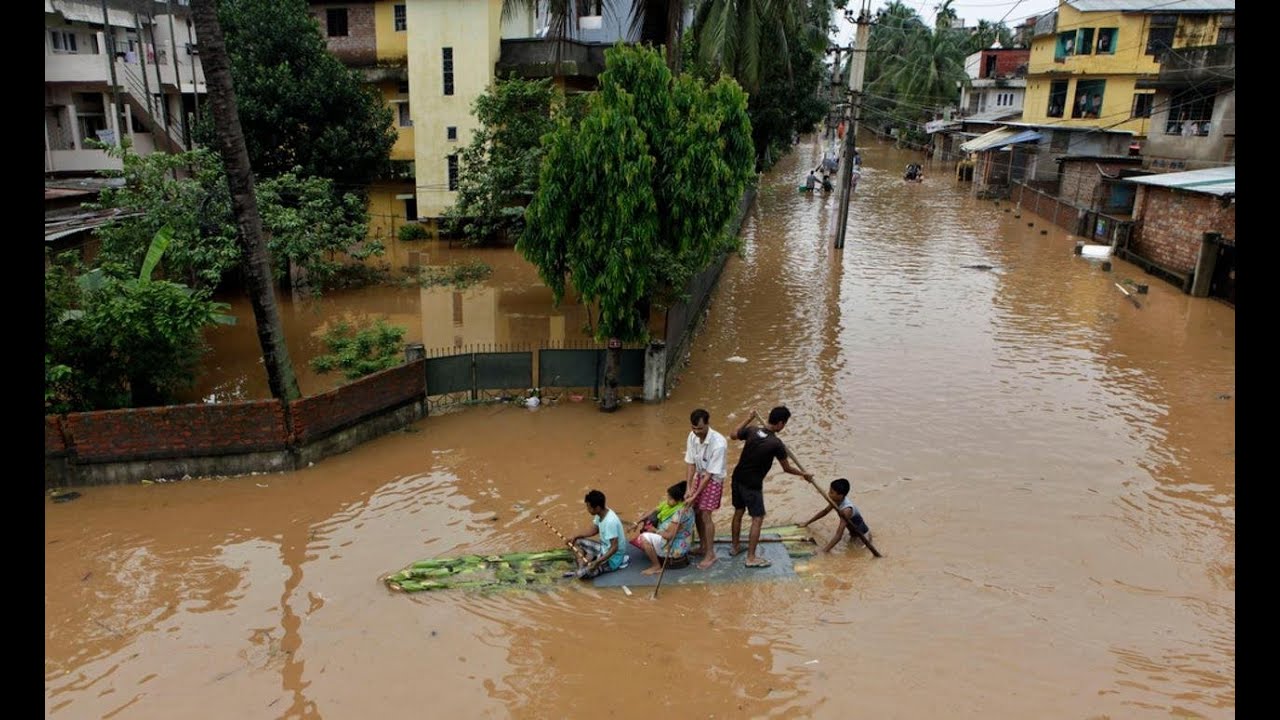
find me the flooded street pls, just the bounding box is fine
[46,134,1234,719]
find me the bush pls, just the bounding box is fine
[398,223,429,242]
[309,319,407,380]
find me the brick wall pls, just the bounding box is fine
[311,2,376,66]
[46,415,67,456]
[1132,187,1236,275]
[289,359,426,444]
[1057,159,1143,210]
[62,401,289,464]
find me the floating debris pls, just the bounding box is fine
[726,356,748,363]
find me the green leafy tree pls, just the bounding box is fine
[45,230,235,411]
[195,0,397,189]
[91,145,377,293]
[519,45,754,411]
[443,77,561,246]
[310,319,407,381]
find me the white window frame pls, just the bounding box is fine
[50,29,78,54]
[394,101,412,128]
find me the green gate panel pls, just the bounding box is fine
[538,349,600,389]
[597,349,645,388]
[475,352,533,391]
[425,355,473,396]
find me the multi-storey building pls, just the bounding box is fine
[1022,0,1235,139]
[44,0,206,175]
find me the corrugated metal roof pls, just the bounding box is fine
[51,1,139,28]
[1124,166,1234,196]
[1065,0,1234,13]
[962,108,1023,124]
[960,127,1042,153]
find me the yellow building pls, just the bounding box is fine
[1022,1,1235,138]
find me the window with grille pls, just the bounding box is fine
[448,154,459,191]
[394,5,407,32]
[1166,88,1216,136]
[398,103,412,128]
[1047,80,1068,118]
[327,8,349,37]
[1146,15,1176,55]
[442,47,454,96]
[1096,28,1117,54]
[1132,93,1154,118]
[447,126,457,141]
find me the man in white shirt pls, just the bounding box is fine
[682,408,727,569]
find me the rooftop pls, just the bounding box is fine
[1123,165,1234,197]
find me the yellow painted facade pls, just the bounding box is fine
[407,0,504,219]
[374,0,409,62]
[1022,3,1232,137]
[378,81,416,161]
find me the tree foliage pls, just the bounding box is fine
[686,1,830,169]
[519,44,754,343]
[45,231,235,412]
[90,146,378,292]
[194,0,396,188]
[442,77,561,245]
[863,1,970,142]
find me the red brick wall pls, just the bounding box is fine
[978,49,1030,78]
[289,359,425,444]
[1132,187,1236,275]
[1057,159,1143,209]
[46,415,67,456]
[62,401,289,463]
[310,2,376,66]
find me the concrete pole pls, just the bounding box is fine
[1190,232,1222,297]
[136,11,155,117]
[101,0,123,146]
[834,1,871,250]
[166,0,185,143]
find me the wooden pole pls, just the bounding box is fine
[783,449,883,558]
[533,514,590,566]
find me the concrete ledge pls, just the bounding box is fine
[293,399,425,467]
[56,450,295,488]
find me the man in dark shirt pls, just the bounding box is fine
[729,406,813,568]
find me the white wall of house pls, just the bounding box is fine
[45,4,205,174]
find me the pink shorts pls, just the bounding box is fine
[695,477,724,512]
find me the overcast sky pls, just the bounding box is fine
[830,0,1062,43]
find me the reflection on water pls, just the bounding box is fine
[182,246,592,403]
[49,132,1233,719]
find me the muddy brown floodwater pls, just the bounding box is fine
[46,134,1234,719]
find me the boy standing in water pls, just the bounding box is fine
[800,478,872,553]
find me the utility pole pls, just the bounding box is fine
[834,1,872,250]
[101,0,123,147]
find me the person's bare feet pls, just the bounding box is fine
[697,555,717,570]
[729,545,744,557]
[641,566,662,576]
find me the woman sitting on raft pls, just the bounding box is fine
[630,481,696,575]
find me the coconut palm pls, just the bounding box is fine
[690,0,833,92]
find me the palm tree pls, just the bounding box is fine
[969,19,1015,53]
[190,0,301,406]
[690,0,832,92]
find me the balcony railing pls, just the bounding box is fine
[1138,44,1234,88]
